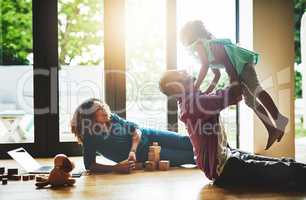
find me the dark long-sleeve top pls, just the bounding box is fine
[82,113,149,169]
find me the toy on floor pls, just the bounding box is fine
[7,168,18,176]
[0,167,37,185]
[36,175,48,182]
[35,154,76,188]
[22,174,30,181]
[144,161,156,171]
[2,178,8,185]
[158,160,170,171]
[144,142,170,171]
[134,162,144,170]
[11,175,22,181]
[0,167,4,174]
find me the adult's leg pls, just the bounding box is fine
[230,148,296,163]
[214,151,306,188]
[143,128,193,151]
[160,147,196,166]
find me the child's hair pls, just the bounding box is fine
[70,98,111,144]
[180,20,214,46]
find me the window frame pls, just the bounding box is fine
[235,0,240,148]
[0,0,51,158]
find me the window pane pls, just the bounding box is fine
[126,0,167,130]
[177,0,237,146]
[0,0,34,143]
[58,0,104,142]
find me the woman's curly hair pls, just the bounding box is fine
[70,98,111,144]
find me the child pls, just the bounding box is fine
[180,20,288,150]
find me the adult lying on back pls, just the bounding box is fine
[159,70,306,188]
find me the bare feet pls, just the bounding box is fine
[265,127,281,150]
[275,114,289,142]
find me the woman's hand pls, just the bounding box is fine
[113,160,135,174]
[128,151,137,162]
[128,129,141,161]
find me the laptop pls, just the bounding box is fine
[7,147,83,177]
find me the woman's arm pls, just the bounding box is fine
[194,42,210,90]
[112,114,141,161]
[203,68,221,94]
[89,160,135,174]
[89,162,114,173]
[128,129,142,161]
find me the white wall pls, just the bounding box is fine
[239,0,295,158]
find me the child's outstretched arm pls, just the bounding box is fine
[195,64,208,90]
[194,42,209,90]
[204,68,220,94]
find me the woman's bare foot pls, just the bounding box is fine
[275,114,289,142]
[265,127,281,150]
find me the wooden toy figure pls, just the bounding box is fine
[35,154,76,188]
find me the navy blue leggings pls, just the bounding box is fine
[140,128,195,166]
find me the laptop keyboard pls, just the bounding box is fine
[38,166,52,171]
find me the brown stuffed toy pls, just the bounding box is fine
[35,154,76,188]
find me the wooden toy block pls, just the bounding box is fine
[158,160,170,171]
[29,175,36,180]
[0,167,4,174]
[148,145,161,162]
[7,168,18,176]
[148,151,156,162]
[144,161,156,171]
[36,175,47,182]
[22,175,30,181]
[2,178,8,185]
[2,174,8,179]
[9,175,21,181]
[148,152,160,162]
[134,162,144,170]
[149,146,161,153]
[152,142,159,146]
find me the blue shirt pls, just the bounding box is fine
[82,113,149,169]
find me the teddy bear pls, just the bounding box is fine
[35,154,76,188]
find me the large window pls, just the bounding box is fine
[125,0,167,130]
[58,0,104,142]
[0,0,239,157]
[177,0,238,146]
[0,0,34,144]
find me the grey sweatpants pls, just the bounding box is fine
[239,63,263,108]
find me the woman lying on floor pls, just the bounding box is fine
[71,98,195,173]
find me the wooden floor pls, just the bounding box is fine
[1,157,306,200]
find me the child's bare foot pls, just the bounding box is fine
[265,127,281,150]
[275,114,289,142]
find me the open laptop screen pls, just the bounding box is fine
[7,147,41,172]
